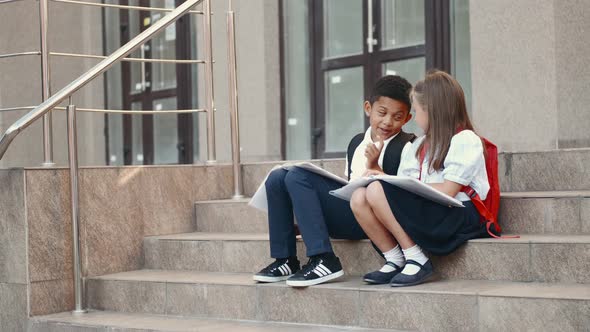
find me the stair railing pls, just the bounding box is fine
[0,0,244,313]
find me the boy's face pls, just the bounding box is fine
[364,96,412,142]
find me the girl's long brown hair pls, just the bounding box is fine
[412,70,475,172]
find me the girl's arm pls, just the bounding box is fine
[429,180,463,198]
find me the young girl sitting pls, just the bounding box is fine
[350,70,490,287]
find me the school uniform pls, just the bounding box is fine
[379,130,490,255]
[265,128,416,259]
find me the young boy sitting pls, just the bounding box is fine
[253,75,416,287]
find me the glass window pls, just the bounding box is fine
[284,1,312,160]
[383,57,426,136]
[153,97,178,164]
[323,0,363,59]
[150,0,177,91]
[381,0,425,50]
[325,67,365,152]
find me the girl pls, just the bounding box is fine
[350,70,490,287]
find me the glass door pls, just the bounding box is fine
[114,0,194,165]
[312,0,435,158]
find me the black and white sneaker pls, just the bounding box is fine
[286,253,344,287]
[253,257,300,283]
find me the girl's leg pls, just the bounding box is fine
[350,188,398,252]
[365,181,415,249]
[350,188,406,284]
[365,181,434,285]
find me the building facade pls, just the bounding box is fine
[1,0,589,168]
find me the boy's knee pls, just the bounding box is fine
[265,168,288,187]
[283,167,308,188]
[350,188,368,212]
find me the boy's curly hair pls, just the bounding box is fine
[369,75,412,110]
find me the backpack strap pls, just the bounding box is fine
[382,131,416,175]
[346,133,365,181]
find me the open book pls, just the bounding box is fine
[248,162,347,212]
[248,162,464,211]
[330,175,464,207]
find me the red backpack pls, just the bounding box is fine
[419,134,502,238]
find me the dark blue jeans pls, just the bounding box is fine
[265,167,367,258]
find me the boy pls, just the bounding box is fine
[253,75,415,287]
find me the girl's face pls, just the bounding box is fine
[413,97,428,132]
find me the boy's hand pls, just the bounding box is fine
[365,136,384,169]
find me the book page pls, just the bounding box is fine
[248,162,348,212]
[330,175,464,207]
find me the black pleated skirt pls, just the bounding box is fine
[379,180,490,256]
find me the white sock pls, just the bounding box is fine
[401,245,428,275]
[379,245,405,273]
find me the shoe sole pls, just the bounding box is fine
[253,275,291,283]
[363,278,389,285]
[389,271,434,287]
[286,270,344,287]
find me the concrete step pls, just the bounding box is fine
[195,191,590,235]
[144,232,590,284]
[195,198,269,233]
[241,149,590,194]
[30,311,396,332]
[85,270,590,332]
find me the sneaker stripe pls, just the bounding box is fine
[278,265,287,275]
[312,268,326,277]
[284,264,292,275]
[317,264,332,275]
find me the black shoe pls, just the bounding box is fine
[253,257,300,283]
[286,253,344,287]
[363,261,403,284]
[389,259,434,287]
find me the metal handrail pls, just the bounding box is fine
[0,0,24,3]
[50,51,206,64]
[0,0,204,160]
[0,105,207,114]
[0,51,41,59]
[51,0,204,14]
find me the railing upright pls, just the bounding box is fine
[203,0,216,163]
[227,0,243,199]
[39,0,55,166]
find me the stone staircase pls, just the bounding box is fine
[29,152,590,331]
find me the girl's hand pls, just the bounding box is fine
[365,136,384,169]
[362,169,385,177]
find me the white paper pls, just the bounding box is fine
[248,162,348,212]
[330,175,464,207]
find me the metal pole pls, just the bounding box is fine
[39,0,55,166]
[203,0,216,164]
[67,100,86,314]
[227,1,243,199]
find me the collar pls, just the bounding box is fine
[364,127,400,146]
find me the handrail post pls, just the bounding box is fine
[227,0,243,199]
[203,0,216,164]
[39,0,55,166]
[67,99,86,314]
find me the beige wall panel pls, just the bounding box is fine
[469,0,558,152]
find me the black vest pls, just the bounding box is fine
[346,131,416,181]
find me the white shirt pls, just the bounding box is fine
[397,130,489,201]
[344,128,399,181]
